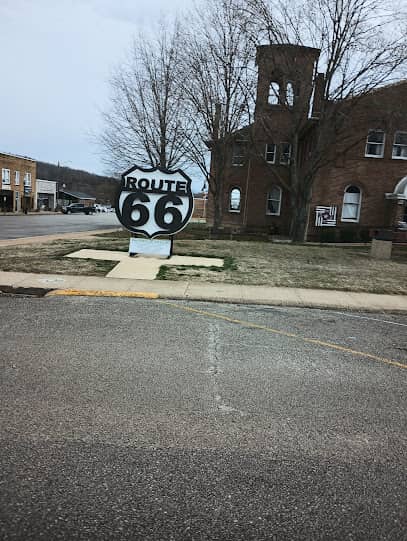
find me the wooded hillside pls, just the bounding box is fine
[37,161,119,204]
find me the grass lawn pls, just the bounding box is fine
[167,240,407,295]
[0,225,405,294]
[0,237,128,276]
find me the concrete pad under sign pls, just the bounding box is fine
[168,256,223,268]
[106,258,163,280]
[65,249,224,280]
[66,249,128,261]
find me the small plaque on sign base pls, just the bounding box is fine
[129,237,172,258]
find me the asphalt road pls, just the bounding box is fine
[0,213,120,239]
[1,296,406,540]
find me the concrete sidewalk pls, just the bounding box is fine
[1,270,406,312]
[0,228,122,247]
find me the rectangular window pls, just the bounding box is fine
[232,142,246,166]
[392,131,407,159]
[15,171,20,185]
[280,143,291,165]
[266,187,282,215]
[365,130,385,158]
[265,144,276,164]
[2,168,11,184]
[24,172,32,186]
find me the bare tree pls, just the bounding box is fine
[100,21,193,175]
[180,0,256,232]
[240,0,407,240]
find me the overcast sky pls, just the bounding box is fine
[0,0,190,177]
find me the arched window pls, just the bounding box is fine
[341,185,361,222]
[266,186,282,215]
[268,82,280,105]
[286,82,294,106]
[229,188,241,212]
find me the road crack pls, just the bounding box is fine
[207,322,245,416]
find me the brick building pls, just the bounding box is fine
[207,44,407,241]
[0,152,36,212]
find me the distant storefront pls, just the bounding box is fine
[0,152,36,212]
[58,189,96,208]
[36,179,57,210]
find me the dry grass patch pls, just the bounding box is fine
[0,237,129,276]
[1,229,405,294]
[164,240,407,295]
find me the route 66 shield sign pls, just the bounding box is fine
[115,165,194,238]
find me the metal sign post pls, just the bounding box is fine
[115,165,194,258]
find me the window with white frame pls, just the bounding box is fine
[24,172,32,186]
[265,143,276,164]
[232,142,246,166]
[269,82,280,105]
[280,143,291,165]
[286,82,294,107]
[392,131,407,159]
[365,130,385,158]
[229,188,241,212]
[341,185,361,222]
[15,171,20,185]
[266,186,282,215]
[2,168,11,184]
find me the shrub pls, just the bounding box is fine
[319,229,337,243]
[339,229,356,243]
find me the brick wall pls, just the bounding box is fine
[308,84,407,240]
[207,45,407,240]
[0,153,36,211]
[208,44,318,234]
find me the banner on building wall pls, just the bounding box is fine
[315,206,337,227]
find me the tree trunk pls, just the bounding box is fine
[159,140,166,169]
[289,190,311,242]
[210,146,224,235]
[288,135,311,242]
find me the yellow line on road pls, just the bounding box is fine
[159,300,407,370]
[47,289,159,299]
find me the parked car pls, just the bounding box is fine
[95,204,114,213]
[61,203,96,215]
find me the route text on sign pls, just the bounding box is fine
[125,176,188,195]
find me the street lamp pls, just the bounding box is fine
[58,182,66,208]
[57,160,71,209]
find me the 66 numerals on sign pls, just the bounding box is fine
[122,191,184,231]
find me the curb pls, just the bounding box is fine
[157,294,407,314]
[47,289,159,299]
[0,285,52,297]
[1,284,407,314]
